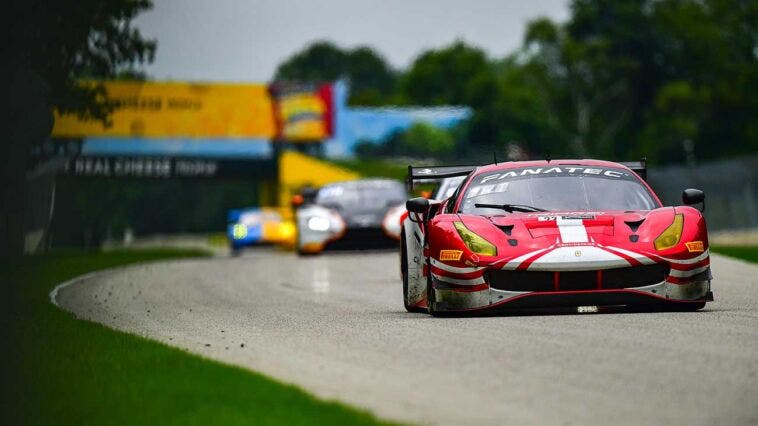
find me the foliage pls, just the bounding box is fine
[51,179,261,248]
[9,0,156,124]
[355,123,459,159]
[4,0,156,257]
[275,41,398,106]
[517,0,758,162]
[280,1,758,165]
[331,158,408,182]
[0,249,392,425]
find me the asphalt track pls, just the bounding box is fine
[55,250,758,425]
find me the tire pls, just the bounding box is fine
[294,227,310,256]
[401,229,424,313]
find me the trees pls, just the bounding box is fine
[3,0,156,257]
[274,41,397,105]
[276,5,756,165]
[522,0,758,162]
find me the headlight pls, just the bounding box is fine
[232,224,248,240]
[382,205,405,239]
[307,216,331,231]
[654,213,684,250]
[453,221,497,256]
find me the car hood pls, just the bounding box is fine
[458,208,677,251]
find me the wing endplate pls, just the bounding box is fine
[406,165,477,191]
[619,158,647,181]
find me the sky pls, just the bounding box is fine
[133,0,569,82]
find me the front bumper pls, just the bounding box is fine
[430,263,712,313]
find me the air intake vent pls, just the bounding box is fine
[624,219,645,233]
[497,225,514,236]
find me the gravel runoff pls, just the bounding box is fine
[54,250,758,425]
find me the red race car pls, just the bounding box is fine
[400,159,713,315]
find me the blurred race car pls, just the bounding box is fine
[295,179,407,254]
[401,159,713,315]
[432,175,465,200]
[227,207,295,254]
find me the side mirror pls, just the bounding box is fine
[682,188,705,212]
[406,197,430,214]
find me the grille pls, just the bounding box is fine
[602,264,670,289]
[486,264,670,292]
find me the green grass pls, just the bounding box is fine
[1,249,393,425]
[711,245,758,263]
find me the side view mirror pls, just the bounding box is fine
[682,188,705,212]
[406,197,430,214]
[291,194,304,208]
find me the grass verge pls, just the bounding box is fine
[711,245,758,264]
[1,249,393,425]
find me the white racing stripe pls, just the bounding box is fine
[500,248,552,270]
[660,249,710,264]
[526,246,630,271]
[431,273,486,286]
[604,246,657,265]
[556,217,589,243]
[430,258,485,274]
[669,265,710,278]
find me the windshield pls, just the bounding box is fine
[316,180,406,208]
[459,166,658,214]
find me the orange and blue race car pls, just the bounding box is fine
[401,159,713,315]
[227,207,295,254]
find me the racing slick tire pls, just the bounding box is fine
[295,229,315,256]
[401,229,425,313]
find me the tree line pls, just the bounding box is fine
[275,0,758,164]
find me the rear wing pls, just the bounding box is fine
[619,158,647,181]
[406,165,477,191]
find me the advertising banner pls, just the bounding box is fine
[60,156,276,179]
[269,82,334,141]
[52,81,276,138]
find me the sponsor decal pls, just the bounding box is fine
[531,212,604,219]
[538,214,596,221]
[685,241,705,253]
[439,250,463,261]
[52,81,275,138]
[562,214,596,220]
[479,167,627,184]
[61,156,274,179]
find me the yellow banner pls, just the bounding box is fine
[52,81,276,138]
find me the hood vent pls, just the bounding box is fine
[624,219,645,233]
[497,225,514,236]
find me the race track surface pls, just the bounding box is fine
[55,250,758,425]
